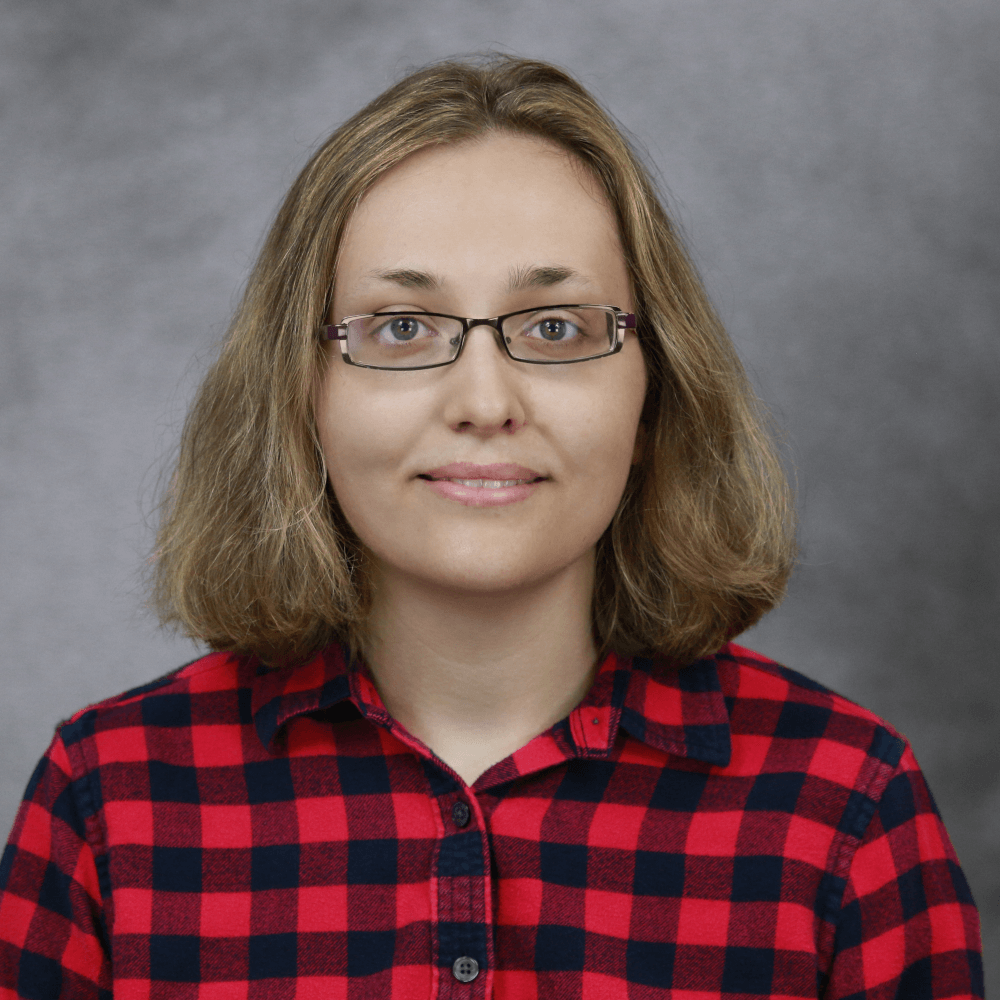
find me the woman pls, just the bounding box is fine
[0,56,981,999]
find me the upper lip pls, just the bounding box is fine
[421,462,547,481]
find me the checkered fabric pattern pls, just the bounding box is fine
[0,643,982,999]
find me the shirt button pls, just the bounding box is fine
[451,800,471,827]
[452,956,479,983]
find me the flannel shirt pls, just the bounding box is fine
[0,642,982,1000]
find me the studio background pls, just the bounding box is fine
[1,0,996,984]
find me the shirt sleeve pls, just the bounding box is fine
[824,744,983,1000]
[0,731,111,1000]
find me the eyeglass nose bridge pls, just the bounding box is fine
[454,317,508,351]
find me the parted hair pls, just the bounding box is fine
[152,54,796,666]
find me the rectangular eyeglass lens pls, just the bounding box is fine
[502,307,613,361]
[348,314,462,367]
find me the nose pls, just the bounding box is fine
[440,323,526,436]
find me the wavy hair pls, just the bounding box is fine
[152,54,795,665]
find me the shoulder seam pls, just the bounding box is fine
[816,733,909,962]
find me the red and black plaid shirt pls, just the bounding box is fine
[0,643,982,999]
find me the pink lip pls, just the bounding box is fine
[419,462,548,508]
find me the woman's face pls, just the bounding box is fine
[315,133,648,597]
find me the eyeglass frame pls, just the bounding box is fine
[318,304,637,371]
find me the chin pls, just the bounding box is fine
[396,538,593,596]
[413,557,550,594]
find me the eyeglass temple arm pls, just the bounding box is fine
[321,326,347,341]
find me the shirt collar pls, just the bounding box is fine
[564,650,731,767]
[251,644,355,750]
[251,643,732,769]
[618,653,732,766]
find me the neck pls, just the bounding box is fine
[363,556,599,786]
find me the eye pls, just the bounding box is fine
[524,314,581,342]
[371,314,435,344]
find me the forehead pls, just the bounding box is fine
[334,133,626,297]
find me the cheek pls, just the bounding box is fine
[553,364,646,518]
[314,375,402,516]
[574,416,641,514]
[575,348,647,464]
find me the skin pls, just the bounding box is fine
[315,133,647,785]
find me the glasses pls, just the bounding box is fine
[319,304,636,370]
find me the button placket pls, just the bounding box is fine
[432,785,491,997]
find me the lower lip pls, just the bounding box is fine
[422,479,544,507]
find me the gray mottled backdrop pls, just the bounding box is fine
[1,0,997,983]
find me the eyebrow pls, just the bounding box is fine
[368,268,442,290]
[367,264,585,294]
[506,264,580,292]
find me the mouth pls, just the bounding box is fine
[417,463,548,506]
[418,476,545,489]
[418,463,548,487]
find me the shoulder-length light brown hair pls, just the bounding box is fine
[152,54,795,666]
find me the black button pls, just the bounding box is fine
[451,800,471,827]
